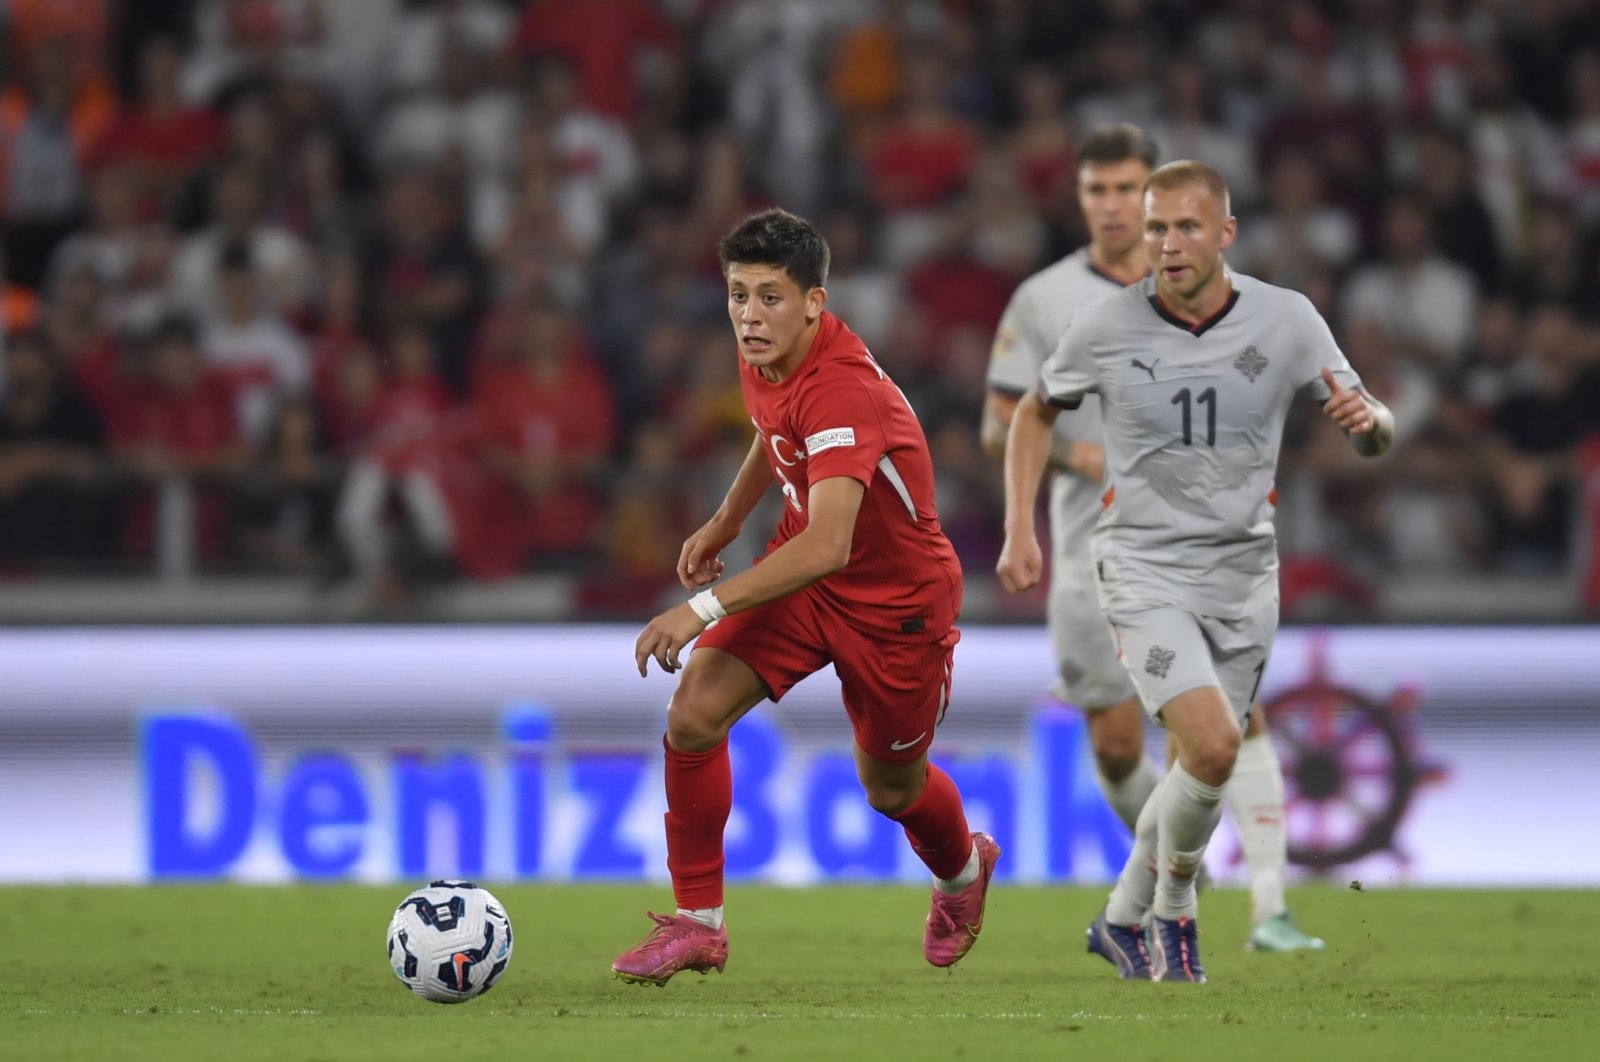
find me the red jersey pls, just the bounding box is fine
[740,312,962,640]
[366,378,454,473]
[111,374,238,457]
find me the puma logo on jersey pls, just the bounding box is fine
[1132,357,1160,382]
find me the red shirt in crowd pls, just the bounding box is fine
[867,121,977,212]
[450,342,616,577]
[513,0,677,120]
[92,105,223,183]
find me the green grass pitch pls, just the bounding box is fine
[2,884,1594,1061]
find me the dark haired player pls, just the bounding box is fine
[613,208,999,986]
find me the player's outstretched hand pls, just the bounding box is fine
[996,534,1044,594]
[677,514,737,590]
[635,602,708,677]
[1321,366,1374,435]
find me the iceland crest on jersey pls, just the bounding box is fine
[1234,345,1269,382]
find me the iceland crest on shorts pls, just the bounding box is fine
[1145,645,1176,679]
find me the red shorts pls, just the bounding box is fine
[693,584,959,763]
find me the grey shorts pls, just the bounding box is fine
[1106,599,1278,725]
[1047,579,1138,710]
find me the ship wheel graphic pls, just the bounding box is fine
[1256,636,1447,871]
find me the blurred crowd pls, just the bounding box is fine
[1,0,1599,617]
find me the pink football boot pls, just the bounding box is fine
[611,912,729,986]
[923,832,1002,967]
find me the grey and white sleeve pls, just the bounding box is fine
[1038,314,1098,409]
[987,286,1048,397]
[1294,294,1363,401]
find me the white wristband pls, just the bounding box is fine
[687,589,727,624]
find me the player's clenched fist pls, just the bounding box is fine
[1320,366,1374,435]
[996,534,1044,594]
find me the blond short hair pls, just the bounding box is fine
[1144,160,1232,218]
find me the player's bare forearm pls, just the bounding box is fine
[983,389,1100,480]
[1350,395,1394,458]
[979,391,1016,460]
[709,529,844,612]
[700,476,864,614]
[1320,367,1393,459]
[712,435,776,527]
[995,391,1054,593]
[678,437,776,588]
[643,478,865,678]
[1003,389,1060,535]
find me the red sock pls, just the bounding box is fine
[663,736,732,910]
[893,764,974,880]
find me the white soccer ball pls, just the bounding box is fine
[386,880,513,1003]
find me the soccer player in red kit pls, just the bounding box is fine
[613,208,1000,986]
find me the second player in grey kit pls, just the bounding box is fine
[998,160,1394,982]
[984,127,1324,955]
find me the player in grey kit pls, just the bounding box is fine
[983,127,1323,953]
[997,161,1394,982]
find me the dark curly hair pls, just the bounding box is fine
[717,208,831,292]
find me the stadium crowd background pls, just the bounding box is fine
[0,0,1597,621]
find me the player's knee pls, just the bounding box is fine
[864,780,915,818]
[859,773,921,817]
[1091,731,1145,781]
[1185,727,1242,786]
[1089,702,1146,781]
[664,691,730,753]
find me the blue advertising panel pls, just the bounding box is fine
[0,625,1594,885]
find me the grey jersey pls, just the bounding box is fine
[1038,271,1362,620]
[987,248,1125,585]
